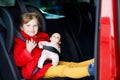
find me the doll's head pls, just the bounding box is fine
[19,12,41,37]
[50,33,61,44]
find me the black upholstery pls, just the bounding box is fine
[76,2,95,60]
[63,2,95,60]
[0,8,21,80]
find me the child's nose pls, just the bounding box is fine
[31,26,34,30]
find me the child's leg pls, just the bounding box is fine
[43,64,89,79]
[59,58,94,67]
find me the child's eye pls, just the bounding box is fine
[34,25,38,27]
[26,25,30,27]
[53,36,55,37]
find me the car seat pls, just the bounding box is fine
[63,2,95,60]
[0,0,94,80]
[0,8,21,80]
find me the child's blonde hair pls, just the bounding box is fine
[20,12,41,27]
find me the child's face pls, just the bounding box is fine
[50,33,61,44]
[20,18,39,37]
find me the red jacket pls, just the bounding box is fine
[14,31,52,80]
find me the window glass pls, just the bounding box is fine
[0,0,15,6]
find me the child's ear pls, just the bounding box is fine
[20,26,23,31]
[50,37,52,41]
[58,41,61,44]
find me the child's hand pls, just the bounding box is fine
[38,42,43,49]
[26,39,37,53]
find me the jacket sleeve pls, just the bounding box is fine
[37,32,50,41]
[14,39,33,67]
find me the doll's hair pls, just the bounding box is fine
[19,12,41,27]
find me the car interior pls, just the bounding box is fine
[0,0,96,80]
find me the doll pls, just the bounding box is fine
[38,33,61,68]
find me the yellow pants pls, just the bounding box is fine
[43,58,94,79]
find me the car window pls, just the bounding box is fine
[24,0,96,19]
[0,0,15,6]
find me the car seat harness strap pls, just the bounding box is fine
[43,45,60,54]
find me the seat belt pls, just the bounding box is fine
[14,0,29,42]
[43,45,60,54]
[14,29,26,42]
[16,0,28,13]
